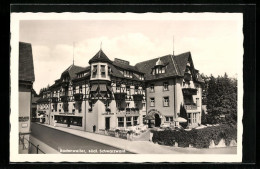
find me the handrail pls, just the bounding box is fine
[19,134,45,154]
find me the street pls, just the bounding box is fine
[31,123,131,154]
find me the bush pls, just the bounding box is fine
[152,124,237,148]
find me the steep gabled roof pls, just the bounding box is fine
[61,64,85,80]
[19,42,35,82]
[173,52,191,76]
[89,49,112,64]
[135,54,179,81]
[135,52,195,81]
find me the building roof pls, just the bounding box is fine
[19,42,35,82]
[89,49,113,64]
[134,52,198,81]
[135,54,177,81]
[174,52,191,76]
[32,96,41,104]
[61,64,85,80]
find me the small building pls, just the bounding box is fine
[19,42,35,153]
[37,48,204,132]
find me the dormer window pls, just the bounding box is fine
[152,58,166,75]
[123,70,132,78]
[101,65,106,78]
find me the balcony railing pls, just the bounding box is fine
[114,93,127,100]
[60,95,69,102]
[118,108,140,114]
[132,94,144,101]
[182,88,197,95]
[184,104,197,110]
[51,97,58,103]
[74,93,83,101]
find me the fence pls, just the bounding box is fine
[19,134,45,154]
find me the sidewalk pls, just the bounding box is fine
[36,123,177,154]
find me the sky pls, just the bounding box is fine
[19,13,243,94]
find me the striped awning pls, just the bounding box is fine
[91,84,98,92]
[99,84,107,92]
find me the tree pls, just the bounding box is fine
[201,109,207,124]
[179,104,188,128]
[206,73,237,124]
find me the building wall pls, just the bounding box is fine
[19,91,31,133]
[146,79,175,124]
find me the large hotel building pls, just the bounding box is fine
[36,48,204,132]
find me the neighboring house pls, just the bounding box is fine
[31,94,40,120]
[19,42,35,134]
[37,48,203,132]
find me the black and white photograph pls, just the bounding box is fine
[10,12,243,162]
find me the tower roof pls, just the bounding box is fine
[89,49,112,64]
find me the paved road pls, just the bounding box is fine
[31,123,132,154]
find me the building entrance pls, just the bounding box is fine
[105,117,110,130]
[154,114,161,127]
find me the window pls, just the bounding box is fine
[165,116,173,122]
[134,86,138,94]
[101,65,106,78]
[188,113,191,123]
[92,65,97,78]
[133,116,138,126]
[163,82,169,91]
[126,117,132,127]
[126,86,130,95]
[116,102,121,109]
[162,67,166,73]
[118,117,124,127]
[105,101,110,108]
[73,87,76,94]
[116,84,120,92]
[150,84,154,92]
[163,97,169,107]
[143,115,146,124]
[150,98,155,107]
[129,72,133,78]
[193,113,197,123]
[142,103,146,109]
[79,86,82,93]
[108,66,111,75]
[196,98,200,107]
[126,102,130,108]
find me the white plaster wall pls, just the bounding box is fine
[19,91,31,133]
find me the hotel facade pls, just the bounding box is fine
[36,49,204,132]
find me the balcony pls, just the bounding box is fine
[60,95,69,102]
[184,104,197,110]
[182,88,197,95]
[51,97,58,103]
[184,73,192,81]
[114,93,127,100]
[74,93,83,102]
[132,94,144,101]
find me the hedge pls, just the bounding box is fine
[152,124,237,148]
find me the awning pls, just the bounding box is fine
[107,86,112,92]
[99,84,107,92]
[91,84,98,92]
[176,117,187,123]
